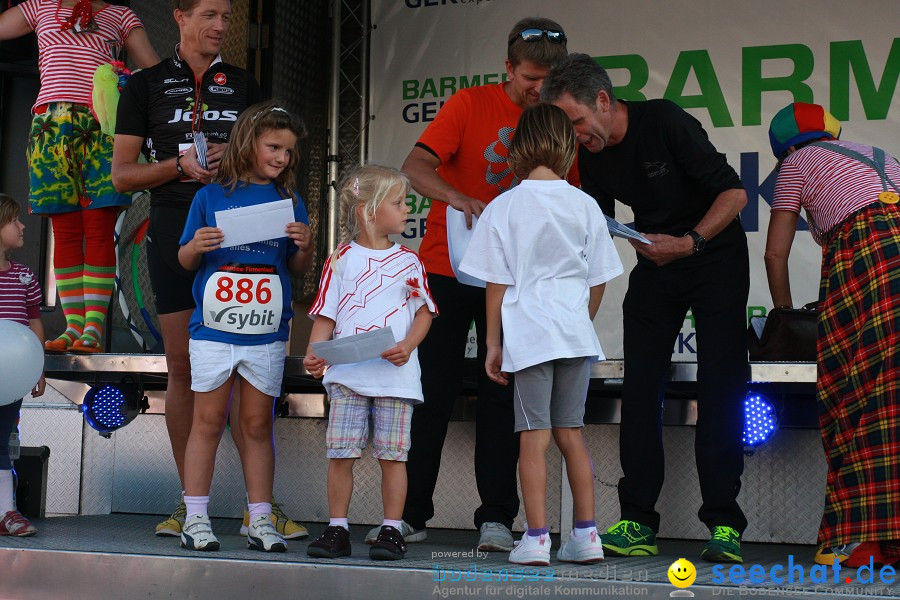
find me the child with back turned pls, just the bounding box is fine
[304,164,437,561]
[0,194,45,537]
[459,104,624,566]
[176,101,314,552]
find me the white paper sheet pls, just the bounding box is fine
[215,199,294,248]
[310,327,396,365]
[605,216,652,244]
[446,207,486,288]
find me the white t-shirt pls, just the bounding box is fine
[459,179,623,372]
[309,242,437,402]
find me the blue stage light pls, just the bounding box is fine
[743,392,777,447]
[82,378,148,438]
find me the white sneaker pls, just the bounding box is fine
[509,532,551,566]
[365,520,426,544]
[478,522,514,551]
[180,515,220,551]
[558,529,604,564]
[247,514,287,552]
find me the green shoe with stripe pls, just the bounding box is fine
[602,520,658,556]
[701,526,743,563]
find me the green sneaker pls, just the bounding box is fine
[702,526,743,563]
[602,520,658,556]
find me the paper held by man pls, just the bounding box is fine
[605,216,652,244]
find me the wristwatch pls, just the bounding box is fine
[684,230,706,253]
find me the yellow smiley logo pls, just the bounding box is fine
[668,558,697,588]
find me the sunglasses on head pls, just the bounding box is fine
[512,28,567,45]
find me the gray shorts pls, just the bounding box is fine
[513,357,591,432]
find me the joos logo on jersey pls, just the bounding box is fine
[168,108,239,123]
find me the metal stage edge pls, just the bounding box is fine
[3,516,898,600]
[43,354,817,383]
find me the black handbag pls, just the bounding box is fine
[747,303,818,361]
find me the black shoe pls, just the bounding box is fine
[369,525,407,560]
[307,525,351,558]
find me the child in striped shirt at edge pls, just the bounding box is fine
[175,101,314,552]
[304,165,437,561]
[459,104,624,566]
[0,194,45,537]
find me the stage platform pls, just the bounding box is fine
[1,515,897,600]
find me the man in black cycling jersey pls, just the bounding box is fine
[112,0,308,542]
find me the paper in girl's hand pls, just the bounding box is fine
[194,132,209,169]
[310,327,396,365]
[215,199,294,247]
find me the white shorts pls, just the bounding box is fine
[189,339,286,397]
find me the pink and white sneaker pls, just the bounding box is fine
[558,529,604,564]
[509,532,551,566]
[0,510,36,537]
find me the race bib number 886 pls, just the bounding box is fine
[203,264,283,335]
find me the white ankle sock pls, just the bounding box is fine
[184,495,209,520]
[248,501,272,520]
[330,517,349,530]
[0,470,14,514]
[383,519,402,530]
[572,526,598,539]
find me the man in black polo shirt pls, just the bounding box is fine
[112,0,305,543]
[542,53,750,564]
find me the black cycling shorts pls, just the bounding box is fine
[146,205,196,315]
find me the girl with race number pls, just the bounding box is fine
[175,101,313,552]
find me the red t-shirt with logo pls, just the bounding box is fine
[416,83,579,277]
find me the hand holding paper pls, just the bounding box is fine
[606,216,652,244]
[194,132,209,170]
[446,207,486,288]
[215,198,295,248]
[309,327,396,366]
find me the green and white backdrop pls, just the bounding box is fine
[369,0,900,360]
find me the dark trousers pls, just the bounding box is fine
[619,232,749,533]
[403,274,520,530]
[0,399,22,471]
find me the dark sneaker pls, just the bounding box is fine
[702,526,743,563]
[369,525,407,561]
[307,525,351,558]
[602,520,659,556]
[365,520,426,544]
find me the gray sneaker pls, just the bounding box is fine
[478,522,514,551]
[365,520,426,544]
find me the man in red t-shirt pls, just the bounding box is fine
[365,17,570,551]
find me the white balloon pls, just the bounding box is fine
[0,320,45,406]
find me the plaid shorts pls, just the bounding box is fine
[325,383,414,461]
